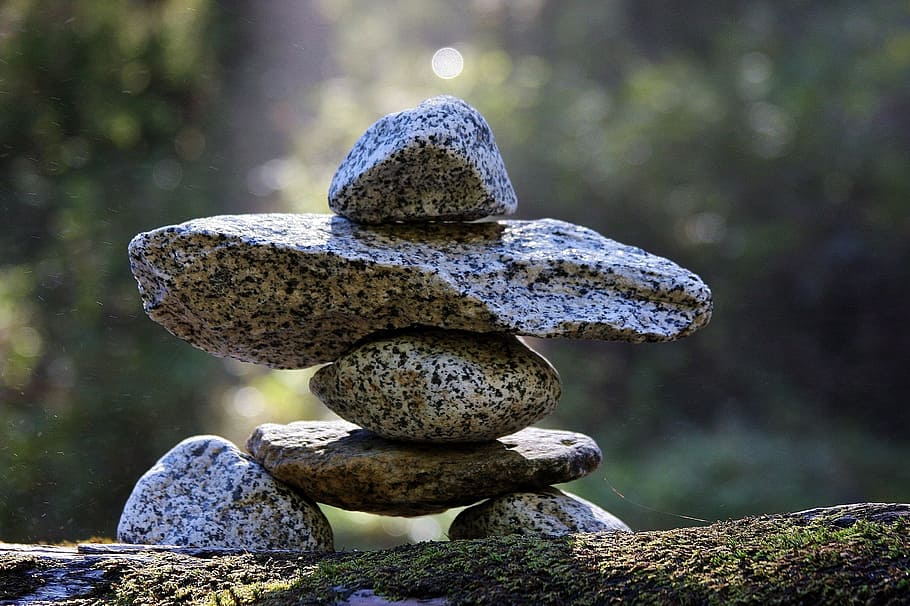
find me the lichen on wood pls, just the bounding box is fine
[1,503,907,605]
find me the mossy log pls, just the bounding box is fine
[2,503,908,605]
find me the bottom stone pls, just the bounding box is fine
[246,420,602,516]
[117,435,333,551]
[448,487,631,539]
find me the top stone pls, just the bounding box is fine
[328,96,518,223]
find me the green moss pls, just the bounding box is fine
[97,552,324,605]
[221,514,908,606]
[243,536,591,605]
[564,514,910,606]
[3,505,907,605]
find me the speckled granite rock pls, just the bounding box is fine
[117,435,333,551]
[328,96,517,223]
[128,214,712,368]
[309,329,560,442]
[246,420,602,516]
[448,487,631,539]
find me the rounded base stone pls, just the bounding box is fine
[448,487,631,539]
[117,435,333,551]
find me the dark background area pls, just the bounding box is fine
[1,1,908,549]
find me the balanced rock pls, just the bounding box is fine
[117,435,333,551]
[129,214,713,368]
[448,487,631,540]
[246,420,602,516]
[310,329,560,442]
[328,95,517,223]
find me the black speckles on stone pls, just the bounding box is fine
[117,435,333,551]
[120,95,718,540]
[127,214,713,368]
[328,96,518,223]
[309,328,561,443]
[448,487,631,540]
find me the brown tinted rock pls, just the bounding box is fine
[309,330,560,442]
[128,214,713,368]
[246,420,602,516]
[448,487,631,540]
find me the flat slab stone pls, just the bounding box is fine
[128,214,713,368]
[246,420,602,516]
[448,487,631,540]
[309,329,560,442]
[117,435,333,551]
[328,95,517,223]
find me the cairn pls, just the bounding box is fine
[118,96,712,551]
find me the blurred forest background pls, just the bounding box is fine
[2,1,909,550]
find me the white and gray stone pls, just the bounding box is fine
[328,95,517,223]
[128,214,713,369]
[246,420,602,516]
[117,435,333,551]
[309,329,560,442]
[448,487,631,540]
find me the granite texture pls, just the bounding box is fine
[128,213,713,368]
[328,95,517,223]
[309,329,560,442]
[246,420,602,516]
[448,487,632,539]
[117,435,333,551]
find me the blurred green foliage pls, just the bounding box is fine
[0,0,230,540]
[1,1,908,549]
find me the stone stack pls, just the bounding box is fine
[119,95,713,551]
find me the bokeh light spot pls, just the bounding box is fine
[230,386,266,418]
[431,47,464,79]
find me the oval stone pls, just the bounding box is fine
[448,487,631,539]
[246,420,602,516]
[310,330,561,442]
[117,435,333,551]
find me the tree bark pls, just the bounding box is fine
[2,503,907,605]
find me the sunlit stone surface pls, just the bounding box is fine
[246,420,602,516]
[448,487,631,540]
[310,329,561,442]
[117,435,333,551]
[128,213,713,368]
[328,95,517,223]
